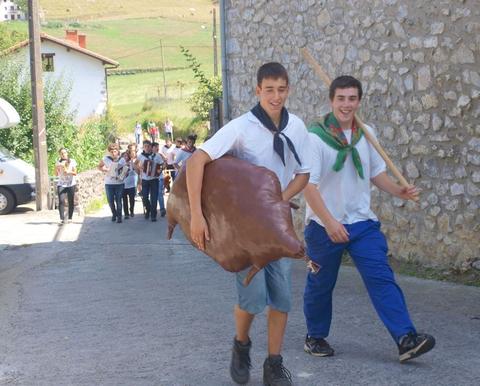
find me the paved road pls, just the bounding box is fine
[0,202,479,385]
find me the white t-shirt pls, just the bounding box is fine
[56,158,77,187]
[123,160,137,189]
[200,111,311,190]
[164,120,173,134]
[305,124,386,226]
[166,146,181,165]
[134,123,142,135]
[102,156,127,185]
[161,145,172,161]
[137,152,164,180]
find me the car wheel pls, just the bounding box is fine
[0,187,15,215]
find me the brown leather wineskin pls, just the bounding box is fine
[167,155,307,285]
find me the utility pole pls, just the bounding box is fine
[212,7,218,77]
[210,6,222,133]
[28,0,49,211]
[160,39,167,98]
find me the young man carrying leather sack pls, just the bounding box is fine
[185,62,311,385]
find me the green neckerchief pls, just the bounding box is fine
[309,113,365,179]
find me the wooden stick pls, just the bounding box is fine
[300,47,413,191]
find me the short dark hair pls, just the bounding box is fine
[143,140,152,145]
[151,142,159,148]
[329,75,363,100]
[187,134,197,142]
[257,62,289,86]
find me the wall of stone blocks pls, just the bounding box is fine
[223,0,480,270]
[75,169,105,215]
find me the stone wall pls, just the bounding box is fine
[75,169,105,215]
[223,0,480,270]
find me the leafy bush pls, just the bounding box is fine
[180,46,222,121]
[43,21,64,29]
[187,76,222,121]
[68,115,116,171]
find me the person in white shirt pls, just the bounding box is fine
[165,138,182,189]
[122,145,138,219]
[98,143,127,223]
[164,117,173,141]
[152,142,166,217]
[303,75,435,363]
[55,147,77,224]
[135,140,164,222]
[134,121,143,145]
[186,63,311,385]
[173,133,197,171]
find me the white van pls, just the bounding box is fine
[0,146,36,214]
[0,97,35,214]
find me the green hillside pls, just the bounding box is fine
[38,0,214,22]
[42,18,216,71]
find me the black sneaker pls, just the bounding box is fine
[304,335,334,357]
[117,217,122,223]
[398,332,435,363]
[230,338,251,384]
[111,215,116,222]
[130,211,134,217]
[263,355,292,386]
[160,208,166,217]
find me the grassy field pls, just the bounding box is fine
[38,0,214,22]
[42,18,216,71]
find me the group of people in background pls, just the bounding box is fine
[55,119,197,225]
[97,132,197,224]
[134,118,174,145]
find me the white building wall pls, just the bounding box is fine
[39,41,108,123]
[0,0,24,22]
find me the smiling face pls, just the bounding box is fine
[256,77,289,125]
[330,87,361,129]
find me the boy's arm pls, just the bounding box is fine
[304,183,350,243]
[282,172,309,201]
[371,171,419,201]
[186,149,213,251]
[97,159,107,172]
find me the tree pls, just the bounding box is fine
[180,46,222,121]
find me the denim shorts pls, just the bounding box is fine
[235,258,292,314]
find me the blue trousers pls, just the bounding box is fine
[158,177,165,211]
[303,220,416,343]
[141,178,159,219]
[105,184,124,218]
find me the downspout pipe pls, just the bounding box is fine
[219,0,230,122]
